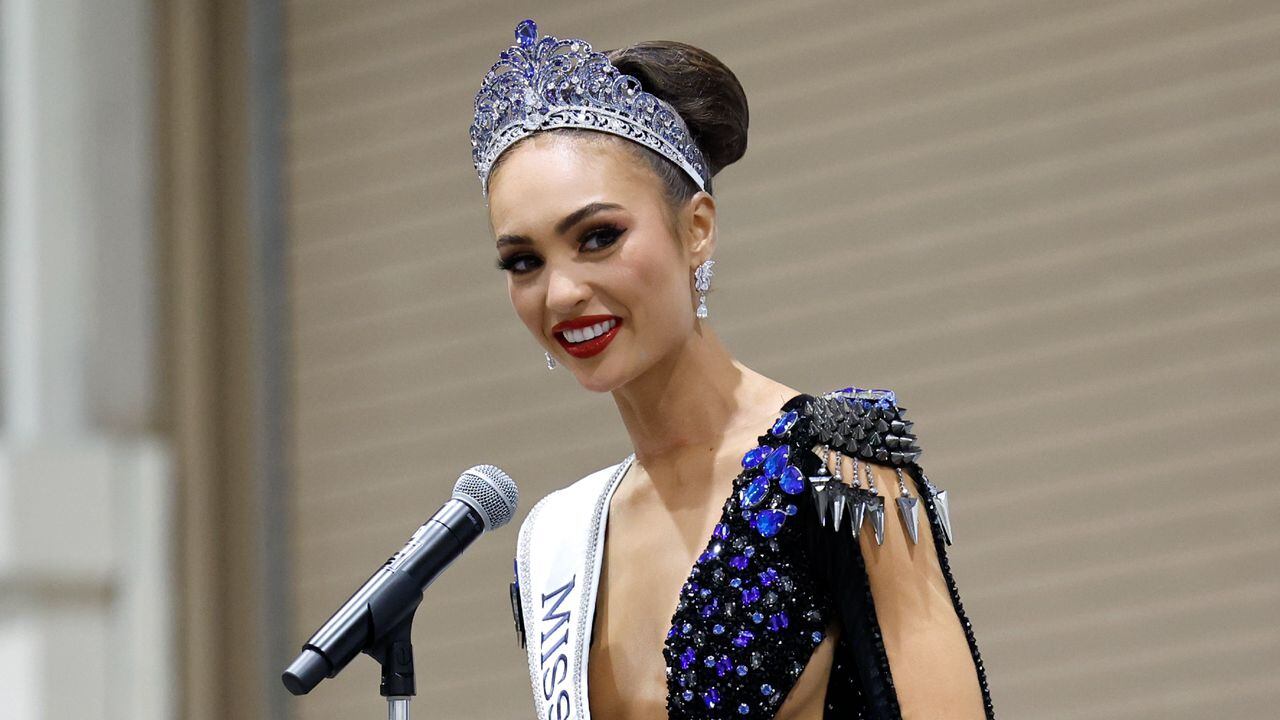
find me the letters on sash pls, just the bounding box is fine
[540,575,575,720]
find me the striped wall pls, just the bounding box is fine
[281,1,1280,717]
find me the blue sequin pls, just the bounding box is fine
[728,554,749,571]
[741,446,769,468]
[812,631,824,643]
[751,612,764,624]
[753,508,786,537]
[697,551,715,564]
[713,522,730,540]
[761,683,775,696]
[738,703,751,715]
[729,578,742,587]
[770,410,798,436]
[679,647,696,669]
[779,465,806,494]
[759,567,778,586]
[716,656,733,677]
[736,664,748,676]
[733,629,755,648]
[741,586,760,604]
[740,478,769,508]
[767,612,790,632]
[682,690,694,701]
[699,598,720,618]
[713,624,725,635]
[763,445,790,477]
[704,655,717,668]
[702,688,721,709]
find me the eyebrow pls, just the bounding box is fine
[495,202,625,249]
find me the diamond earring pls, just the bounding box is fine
[694,259,716,319]
[545,351,558,370]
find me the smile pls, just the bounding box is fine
[552,315,622,359]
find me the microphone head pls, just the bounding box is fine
[453,465,518,531]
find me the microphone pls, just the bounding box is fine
[282,465,519,696]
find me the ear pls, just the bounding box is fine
[681,190,717,268]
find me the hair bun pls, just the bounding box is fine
[606,41,749,178]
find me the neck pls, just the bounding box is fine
[611,325,769,468]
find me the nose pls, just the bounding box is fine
[545,263,591,315]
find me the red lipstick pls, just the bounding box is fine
[551,314,622,359]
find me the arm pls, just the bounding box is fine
[847,456,987,719]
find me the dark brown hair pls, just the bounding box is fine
[490,40,749,207]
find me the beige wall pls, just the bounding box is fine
[281,2,1280,718]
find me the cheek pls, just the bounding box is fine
[614,235,689,322]
[508,279,546,337]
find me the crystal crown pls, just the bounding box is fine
[470,19,710,196]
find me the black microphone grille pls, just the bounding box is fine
[453,465,519,531]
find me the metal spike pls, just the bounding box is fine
[932,488,954,545]
[849,490,867,539]
[830,481,849,532]
[865,495,886,545]
[809,475,832,527]
[896,495,920,544]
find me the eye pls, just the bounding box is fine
[495,253,542,274]
[580,225,624,252]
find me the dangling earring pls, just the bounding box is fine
[694,259,716,319]
[545,351,558,370]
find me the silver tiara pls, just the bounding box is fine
[469,19,710,196]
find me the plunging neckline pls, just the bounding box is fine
[581,394,809,720]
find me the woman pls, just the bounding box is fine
[472,20,994,720]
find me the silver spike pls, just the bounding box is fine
[809,474,832,527]
[849,490,867,539]
[896,495,920,544]
[831,481,848,532]
[865,494,886,546]
[932,488,954,545]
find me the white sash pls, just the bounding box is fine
[515,455,635,720]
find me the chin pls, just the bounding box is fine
[569,365,627,394]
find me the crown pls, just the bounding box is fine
[469,19,710,196]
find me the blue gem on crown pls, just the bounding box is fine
[470,19,710,196]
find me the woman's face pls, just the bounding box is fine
[487,133,714,393]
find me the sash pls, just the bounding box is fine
[515,455,635,720]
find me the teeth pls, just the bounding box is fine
[561,318,617,344]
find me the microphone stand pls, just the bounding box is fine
[366,600,420,720]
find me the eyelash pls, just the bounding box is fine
[495,224,625,274]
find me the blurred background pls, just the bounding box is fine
[2,0,1278,718]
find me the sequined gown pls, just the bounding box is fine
[512,388,995,720]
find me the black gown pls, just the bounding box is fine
[658,388,995,719]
